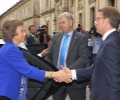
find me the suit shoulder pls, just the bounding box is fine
[52,32,61,40]
[109,31,120,41]
[74,31,87,39]
[3,42,21,54]
[105,31,120,47]
[113,32,120,45]
[0,43,21,60]
[53,32,61,37]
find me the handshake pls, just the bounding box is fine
[46,67,73,83]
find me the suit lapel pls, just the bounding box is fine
[95,42,105,60]
[97,31,117,54]
[55,33,63,61]
[95,31,118,60]
[67,31,78,57]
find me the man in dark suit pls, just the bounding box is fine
[62,7,120,100]
[46,12,88,100]
[26,25,37,45]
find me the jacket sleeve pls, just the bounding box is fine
[6,47,45,82]
[103,42,120,77]
[76,65,94,81]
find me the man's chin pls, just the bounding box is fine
[96,29,99,33]
[97,30,103,35]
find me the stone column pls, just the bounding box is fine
[61,0,69,12]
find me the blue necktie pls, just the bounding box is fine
[59,35,70,67]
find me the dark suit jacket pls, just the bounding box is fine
[47,30,88,88]
[26,34,37,45]
[77,31,120,100]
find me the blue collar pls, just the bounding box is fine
[7,40,18,47]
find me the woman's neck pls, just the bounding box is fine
[12,38,20,46]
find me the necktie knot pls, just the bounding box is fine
[64,34,70,40]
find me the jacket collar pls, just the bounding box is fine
[102,29,116,41]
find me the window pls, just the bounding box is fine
[71,0,74,7]
[108,0,115,6]
[90,7,95,27]
[46,0,50,9]
[79,13,83,25]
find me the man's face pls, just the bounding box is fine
[29,27,37,35]
[95,12,107,35]
[58,16,73,33]
[43,27,48,34]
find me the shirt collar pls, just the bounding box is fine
[64,31,73,36]
[102,29,116,41]
[30,33,35,36]
[0,39,5,44]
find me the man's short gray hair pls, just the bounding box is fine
[58,12,73,21]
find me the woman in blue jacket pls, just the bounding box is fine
[0,20,71,100]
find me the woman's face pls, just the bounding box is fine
[14,25,27,43]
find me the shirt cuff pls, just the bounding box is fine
[37,53,42,57]
[71,70,77,80]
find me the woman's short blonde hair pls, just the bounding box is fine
[1,20,23,42]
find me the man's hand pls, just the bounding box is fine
[41,48,49,57]
[62,67,72,78]
[52,70,72,83]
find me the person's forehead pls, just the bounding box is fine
[97,12,103,17]
[17,25,24,29]
[59,16,68,21]
[31,27,36,29]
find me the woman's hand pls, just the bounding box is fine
[52,70,72,83]
[41,48,49,57]
[45,70,72,83]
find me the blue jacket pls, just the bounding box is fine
[0,41,45,100]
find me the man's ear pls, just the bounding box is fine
[105,17,110,24]
[70,20,74,27]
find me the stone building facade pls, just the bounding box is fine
[0,0,40,31]
[0,0,120,35]
[54,0,120,32]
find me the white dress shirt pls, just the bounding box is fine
[102,29,116,41]
[0,39,5,44]
[37,53,42,57]
[72,28,116,80]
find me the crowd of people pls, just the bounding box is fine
[0,6,120,100]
